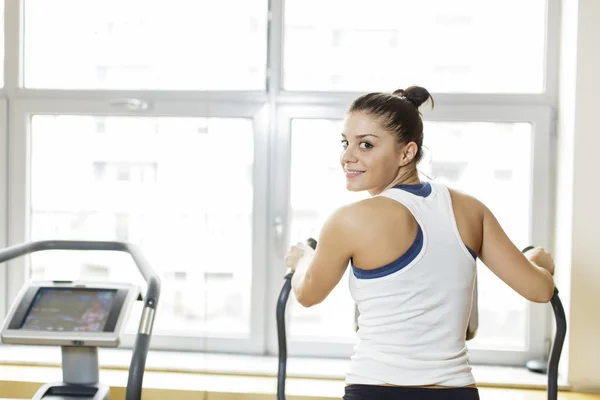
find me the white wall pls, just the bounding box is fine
[554,0,600,392]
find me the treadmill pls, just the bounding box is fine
[0,240,161,400]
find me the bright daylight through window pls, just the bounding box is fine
[24,0,268,90]
[284,0,547,93]
[29,116,255,337]
[0,0,555,366]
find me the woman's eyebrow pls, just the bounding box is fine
[341,133,380,139]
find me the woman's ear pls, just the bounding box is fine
[399,142,418,167]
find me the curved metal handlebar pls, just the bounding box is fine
[0,240,161,400]
[276,238,316,400]
[547,288,566,400]
[276,272,293,400]
[522,246,567,400]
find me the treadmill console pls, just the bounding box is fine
[1,281,139,347]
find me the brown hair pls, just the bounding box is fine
[348,86,434,164]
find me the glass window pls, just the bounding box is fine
[29,115,255,337]
[287,118,533,349]
[283,0,547,93]
[24,0,268,90]
[2,0,554,363]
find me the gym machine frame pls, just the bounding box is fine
[0,240,161,400]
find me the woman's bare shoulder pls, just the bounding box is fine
[445,186,485,213]
[331,196,415,239]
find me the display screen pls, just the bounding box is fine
[20,288,117,332]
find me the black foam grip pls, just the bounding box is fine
[548,288,566,400]
[522,245,535,253]
[276,276,292,400]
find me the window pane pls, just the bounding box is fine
[284,0,547,93]
[24,0,268,90]
[421,121,533,350]
[288,119,368,342]
[30,115,255,338]
[288,118,532,350]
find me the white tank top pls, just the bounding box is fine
[345,181,477,387]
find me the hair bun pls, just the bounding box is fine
[393,86,434,109]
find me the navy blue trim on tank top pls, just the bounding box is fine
[352,225,424,279]
[393,181,432,197]
[467,247,478,259]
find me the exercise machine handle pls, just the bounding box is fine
[548,287,566,400]
[276,238,317,400]
[522,246,566,400]
[282,238,318,279]
[0,240,161,400]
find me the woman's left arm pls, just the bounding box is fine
[285,207,355,307]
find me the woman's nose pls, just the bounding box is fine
[341,146,357,164]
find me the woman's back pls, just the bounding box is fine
[346,181,479,387]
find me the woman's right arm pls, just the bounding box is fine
[479,202,555,303]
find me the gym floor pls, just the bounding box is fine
[3,370,600,400]
[106,387,600,399]
[2,372,600,399]
[0,350,595,399]
[476,389,600,400]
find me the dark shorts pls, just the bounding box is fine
[343,384,480,400]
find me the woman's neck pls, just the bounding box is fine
[369,169,420,196]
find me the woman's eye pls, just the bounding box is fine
[359,142,373,149]
[341,140,349,148]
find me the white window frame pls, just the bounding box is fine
[270,103,554,365]
[6,98,271,354]
[0,98,7,319]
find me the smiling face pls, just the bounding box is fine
[340,111,418,196]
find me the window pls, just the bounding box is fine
[286,120,535,349]
[283,0,547,93]
[11,110,267,352]
[93,162,158,183]
[0,99,6,318]
[274,105,552,363]
[3,0,557,366]
[23,0,268,89]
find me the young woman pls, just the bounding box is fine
[284,86,555,400]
